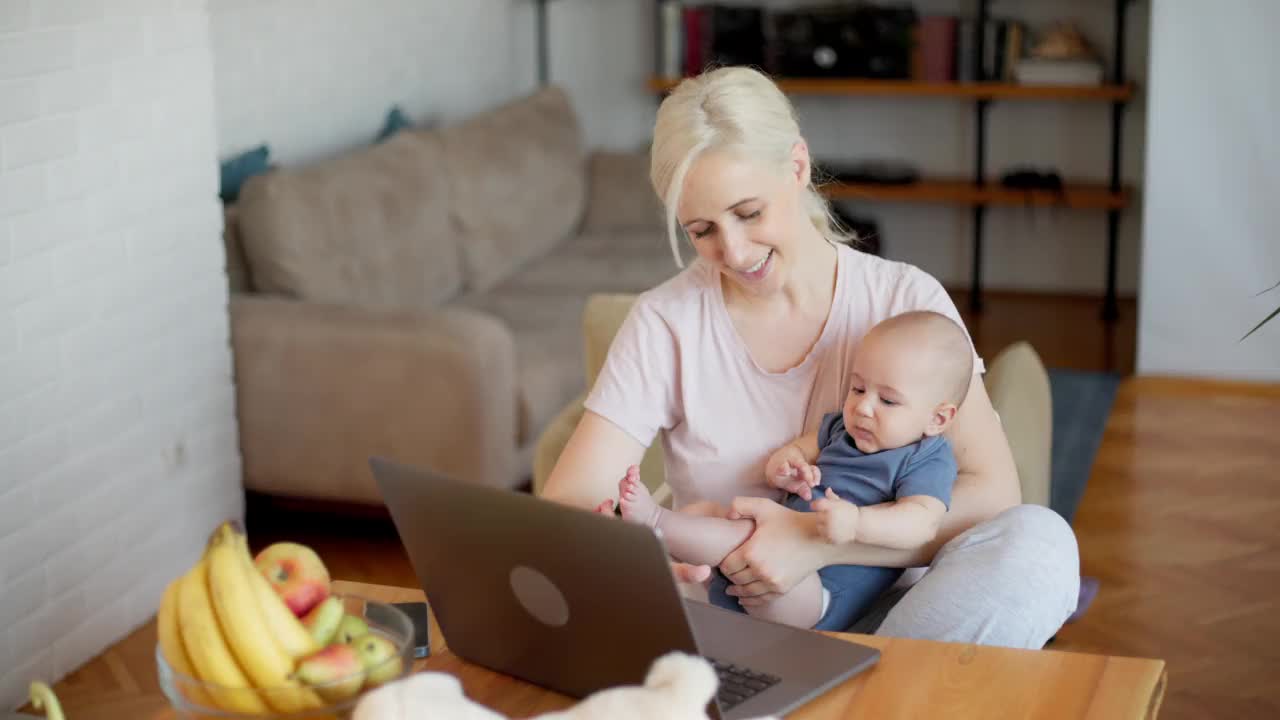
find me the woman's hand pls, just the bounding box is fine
[718,497,828,606]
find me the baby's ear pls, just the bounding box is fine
[925,403,959,436]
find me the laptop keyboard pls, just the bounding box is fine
[708,657,782,711]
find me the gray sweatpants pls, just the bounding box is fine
[848,504,1080,649]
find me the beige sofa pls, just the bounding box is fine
[533,295,1054,508]
[225,87,680,502]
[225,83,1053,508]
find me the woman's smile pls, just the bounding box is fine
[734,248,775,282]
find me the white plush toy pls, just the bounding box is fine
[353,672,506,720]
[353,652,779,720]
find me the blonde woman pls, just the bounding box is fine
[543,67,1078,648]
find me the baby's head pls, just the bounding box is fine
[843,311,974,454]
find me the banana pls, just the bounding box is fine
[28,682,65,720]
[158,577,217,710]
[207,522,325,714]
[236,532,320,660]
[178,558,271,715]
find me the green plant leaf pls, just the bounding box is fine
[1240,303,1280,342]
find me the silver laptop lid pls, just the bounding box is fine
[369,457,705,699]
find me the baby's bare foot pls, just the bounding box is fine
[618,466,663,529]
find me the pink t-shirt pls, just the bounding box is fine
[584,243,983,510]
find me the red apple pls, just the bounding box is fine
[254,542,331,617]
[292,643,365,703]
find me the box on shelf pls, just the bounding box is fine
[1013,58,1105,86]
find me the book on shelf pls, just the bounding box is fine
[1003,21,1026,81]
[662,2,766,79]
[981,18,1027,81]
[923,15,1027,83]
[955,18,978,82]
[917,15,957,83]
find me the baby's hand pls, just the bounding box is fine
[811,488,860,545]
[765,444,820,500]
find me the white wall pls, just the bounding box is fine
[210,0,534,166]
[0,0,243,709]
[548,0,1149,295]
[1136,1,1280,380]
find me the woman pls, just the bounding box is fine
[543,66,1078,649]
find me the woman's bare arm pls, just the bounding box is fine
[541,410,647,510]
[542,411,714,585]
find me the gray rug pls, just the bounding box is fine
[1047,369,1121,524]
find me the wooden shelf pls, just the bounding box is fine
[824,179,1132,210]
[647,76,1135,101]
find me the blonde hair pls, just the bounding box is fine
[649,66,854,267]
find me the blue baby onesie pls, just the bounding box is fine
[709,411,956,631]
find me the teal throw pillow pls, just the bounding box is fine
[375,105,412,143]
[219,144,271,204]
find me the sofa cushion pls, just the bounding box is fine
[439,86,587,292]
[580,151,665,233]
[511,323,587,447]
[236,131,463,312]
[453,229,681,444]
[501,230,681,295]
[454,289,589,446]
[222,205,251,293]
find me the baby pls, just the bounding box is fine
[619,310,974,631]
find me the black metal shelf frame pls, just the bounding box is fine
[971,0,1131,320]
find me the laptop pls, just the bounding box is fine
[369,457,879,719]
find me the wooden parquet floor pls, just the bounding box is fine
[17,297,1280,719]
[1051,377,1280,719]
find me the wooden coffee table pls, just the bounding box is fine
[334,580,1166,719]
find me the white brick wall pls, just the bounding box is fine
[210,0,530,166]
[0,0,243,709]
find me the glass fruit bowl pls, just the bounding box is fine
[157,594,414,719]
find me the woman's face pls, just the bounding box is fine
[676,145,812,298]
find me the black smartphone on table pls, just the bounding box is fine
[368,600,431,658]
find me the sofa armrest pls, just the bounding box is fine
[231,295,519,503]
[580,151,664,233]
